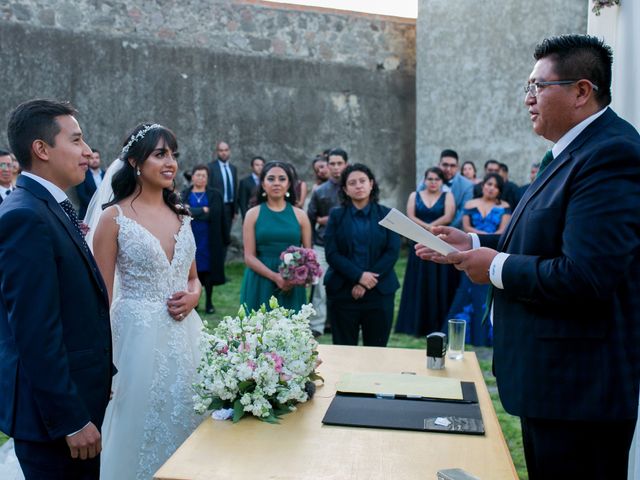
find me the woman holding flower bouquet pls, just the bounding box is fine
[240,162,312,312]
[323,163,400,346]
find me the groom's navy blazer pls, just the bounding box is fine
[0,175,113,441]
[482,108,640,421]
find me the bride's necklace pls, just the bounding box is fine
[192,191,206,204]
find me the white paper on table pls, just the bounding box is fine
[378,208,459,256]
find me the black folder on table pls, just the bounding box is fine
[322,381,484,435]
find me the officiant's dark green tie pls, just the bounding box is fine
[481,285,493,326]
[535,150,554,178]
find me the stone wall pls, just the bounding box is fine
[416,0,588,185]
[0,0,416,211]
[0,0,416,73]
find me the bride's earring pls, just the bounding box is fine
[261,191,267,198]
[136,167,141,176]
[285,191,290,198]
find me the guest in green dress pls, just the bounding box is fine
[240,162,312,312]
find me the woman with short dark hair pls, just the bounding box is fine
[323,163,400,346]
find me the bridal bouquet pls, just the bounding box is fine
[278,246,323,286]
[193,298,323,423]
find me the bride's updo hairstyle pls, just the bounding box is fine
[105,123,189,215]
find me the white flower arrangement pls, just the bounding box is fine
[193,297,323,423]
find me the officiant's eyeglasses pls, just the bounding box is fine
[0,162,12,170]
[524,80,599,98]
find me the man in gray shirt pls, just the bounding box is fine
[306,148,348,335]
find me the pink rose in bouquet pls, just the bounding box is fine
[278,246,323,286]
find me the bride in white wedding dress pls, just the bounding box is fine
[89,123,204,479]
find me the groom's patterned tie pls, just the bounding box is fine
[536,150,554,178]
[59,199,91,255]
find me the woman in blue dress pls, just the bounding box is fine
[395,167,456,336]
[447,173,511,346]
[240,162,312,312]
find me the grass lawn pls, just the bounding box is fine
[0,249,527,479]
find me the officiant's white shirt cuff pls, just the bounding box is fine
[489,253,510,289]
[469,233,508,289]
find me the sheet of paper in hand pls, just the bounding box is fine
[378,208,459,256]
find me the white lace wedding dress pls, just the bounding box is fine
[100,207,204,479]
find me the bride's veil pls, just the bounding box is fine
[84,158,125,251]
[84,158,126,303]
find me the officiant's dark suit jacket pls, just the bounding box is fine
[0,175,114,442]
[482,108,640,421]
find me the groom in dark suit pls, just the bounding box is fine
[418,35,640,479]
[0,99,113,479]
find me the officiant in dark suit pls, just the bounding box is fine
[207,141,238,254]
[417,35,640,479]
[75,148,104,219]
[0,100,114,479]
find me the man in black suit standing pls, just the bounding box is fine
[515,161,540,204]
[207,141,238,252]
[497,162,520,209]
[0,149,14,205]
[75,148,104,219]
[472,159,501,198]
[0,100,113,478]
[418,35,640,479]
[237,155,264,219]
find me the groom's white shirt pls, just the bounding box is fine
[20,171,67,202]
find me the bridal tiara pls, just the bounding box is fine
[120,123,163,156]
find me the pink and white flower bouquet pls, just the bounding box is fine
[278,246,323,286]
[193,297,322,422]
